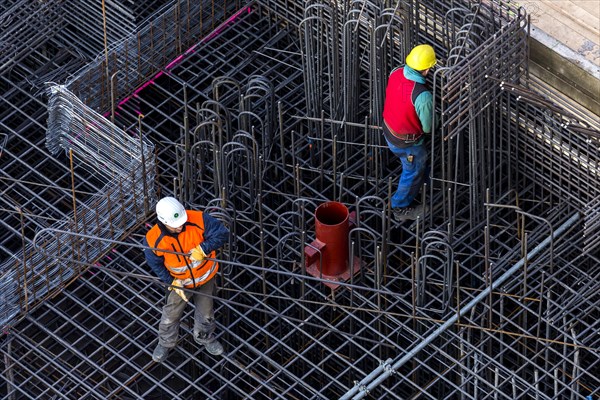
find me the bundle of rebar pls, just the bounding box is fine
[0,85,156,330]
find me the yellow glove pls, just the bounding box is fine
[190,245,206,262]
[169,279,189,302]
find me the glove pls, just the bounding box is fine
[169,279,190,302]
[190,245,206,262]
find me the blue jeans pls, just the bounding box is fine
[386,139,427,208]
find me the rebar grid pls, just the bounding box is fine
[0,0,184,329]
[0,1,65,76]
[0,0,599,399]
[0,0,175,267]
[0,85,156,330]
[66,0,243,113]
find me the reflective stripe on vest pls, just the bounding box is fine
[166,258,207,273]
[177,263,217,287]
[145,210,219,287]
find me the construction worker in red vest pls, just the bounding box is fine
[382,44,437,222]
[143,196,229,362]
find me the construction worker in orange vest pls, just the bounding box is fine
[143,196,229,362]
[382,44,437,222]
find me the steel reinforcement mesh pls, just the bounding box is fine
[0,0,599,399]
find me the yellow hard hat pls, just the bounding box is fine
[405,44,437,71]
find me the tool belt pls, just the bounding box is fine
[383,120,423,148]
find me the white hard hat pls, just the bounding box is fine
[156,197,187,228]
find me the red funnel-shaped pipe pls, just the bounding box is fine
[314,201,349,276]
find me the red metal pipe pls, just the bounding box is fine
[314,201,349,276]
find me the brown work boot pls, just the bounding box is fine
[194,332,224,356]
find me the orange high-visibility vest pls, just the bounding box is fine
[145,210,218,288]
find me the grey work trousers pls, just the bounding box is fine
[158,277,216,348]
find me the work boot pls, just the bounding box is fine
[152,343,172,363]
[195,332,224,356]
[393,204,427,222]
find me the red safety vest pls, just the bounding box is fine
[145,210,218,288]
[382,68,427,137]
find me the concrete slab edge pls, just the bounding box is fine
[530,25,600,80]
